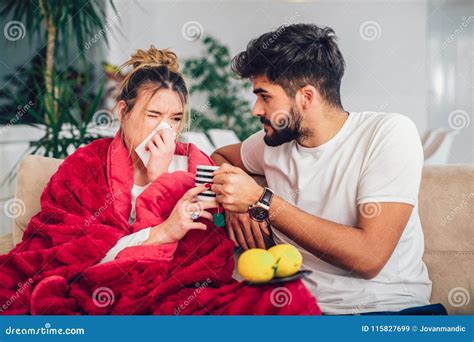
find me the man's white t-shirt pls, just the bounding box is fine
[240,111,432,314]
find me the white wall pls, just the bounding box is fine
[426,0,473,164]
[107,0,429,134]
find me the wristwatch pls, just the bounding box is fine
[248,187,274,222]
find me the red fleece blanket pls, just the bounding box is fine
[0,131,321,315]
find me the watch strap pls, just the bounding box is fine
[259,187,274,206]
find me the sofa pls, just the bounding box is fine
[0,155,472,314]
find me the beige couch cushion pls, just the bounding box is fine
[0,233,13,255]
[423,253,472,315]
[6,156,474,314]
[419,165,473,252]
[419,164,473,314]
[12,155,63,246]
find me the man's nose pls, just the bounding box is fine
[252,101,265,117]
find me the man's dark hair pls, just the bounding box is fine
[231,23,345,107]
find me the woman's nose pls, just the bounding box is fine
[161,118,174,128]
[164,119,180,133]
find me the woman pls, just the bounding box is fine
[0,46,320,315]
[99,46,219,262]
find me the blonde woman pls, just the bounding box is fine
[100,46,220,260]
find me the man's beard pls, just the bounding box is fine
[261,106,306,147]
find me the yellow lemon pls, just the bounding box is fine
[237,248,276,283]
[268,244,303,277]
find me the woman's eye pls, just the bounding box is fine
[147,114,159,118]
[173,117,183,122]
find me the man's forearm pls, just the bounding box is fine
[211,150,383,277]
[211,151,266,186]
[268,195,382,279]
[210,151,229,166]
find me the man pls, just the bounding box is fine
[210,24,441,315]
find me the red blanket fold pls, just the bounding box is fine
[0,130,321,315]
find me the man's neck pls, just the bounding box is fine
[297,106,349,148]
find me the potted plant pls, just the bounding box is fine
[183,35,260,141]
[0,0,118,158]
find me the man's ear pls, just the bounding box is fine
[299,85,319,110]
[117,100,128,123]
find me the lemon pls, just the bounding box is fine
[237,249,276,283]
[268,244,303,277]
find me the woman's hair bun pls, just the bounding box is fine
[120,45,180,74]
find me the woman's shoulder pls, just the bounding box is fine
[69,137,113,160]
[175,141,216,168]
[39,137,113,193]
[55,137,114,174]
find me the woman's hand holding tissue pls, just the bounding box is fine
[143,183,219,245]
[145,128,176,182]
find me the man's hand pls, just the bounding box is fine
[225,211,271,249]
[212,163,264,212]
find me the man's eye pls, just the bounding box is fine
[261,95,269,102]
[147,114,159,118]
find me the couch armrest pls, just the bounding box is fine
[0,233,14,255]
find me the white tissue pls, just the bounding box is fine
[134,121,176,166]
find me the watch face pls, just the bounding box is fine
[249,206,268,222]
